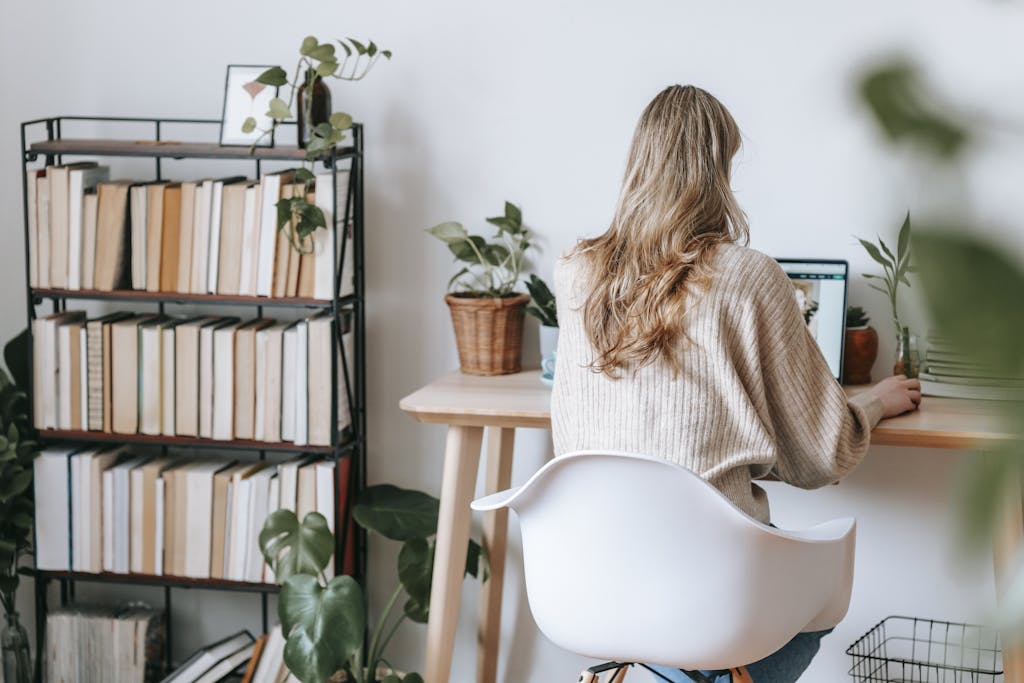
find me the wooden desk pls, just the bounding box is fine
[400,370,1020,683]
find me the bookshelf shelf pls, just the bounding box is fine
[36,429,346,453]
[27,137,356,162]
[23,569,281,594]
[21,115,368,680]
[31,287,354,309]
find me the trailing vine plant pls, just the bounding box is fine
[244,35,391,253]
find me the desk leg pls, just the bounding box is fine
[994,470,1024,683]
[477,427,515,683]
[425,425,485,683]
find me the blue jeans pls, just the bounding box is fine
[645,629,832,682]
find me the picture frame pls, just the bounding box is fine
[219,64,279,147]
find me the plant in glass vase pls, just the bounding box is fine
[856,213,919,378]
[244,35,391,253]
[0,330,37,683]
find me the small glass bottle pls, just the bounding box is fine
[893,327,920,378]
[296,68,332,148]
[2,610,32,683]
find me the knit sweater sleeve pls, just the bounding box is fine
[745,255,884,489]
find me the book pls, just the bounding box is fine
[161,320,181,436]
[195,640,258,683]
[278,455,315,514]
[226,462,269,581]
[174,316,220,436]
[315,459,336,577]
[57,319,85,430]
[245,466,276,582]
[36,170,51,288]
[184,460,233,578]
[296,187,316,298]
[920,374,1024,401]
[81,190,99,289]
[234,319,274,440]
[67,164,109,289]
[47,605,165,682]
[48,162,99,288]
[93,180,135,291]
[294,320,309,446]
[160,183,184,292]
[313,169,352,300]
[201,318,239,439]
[250,626,286,683]
[212,319,246,440]
[238,182,262,296]
[177,180,199,293]
[280,324,299,442]
[296,460,317,524]
[284,183,305,297]
[132,456,173,574]
[263,472,281,582]
[85,312,133,432]
[139,316,172,435]
[258,321,293,442]
[190,180,213,294]
[111,315,151,434]
[207,177,247,293]
[161,630,254,683]
[307,312,333,446]
[110,455,150,573]
[33,311,86,429]
[27,170,44,287]
[80,447,125,573]
[217,180,251,295]
[130,183,151,290]
[256,171,293,297]
[141,182,166,291]
[211,462,250,580]
[240,634,268,683]
[34,447,79,570]
[272,182,296,298]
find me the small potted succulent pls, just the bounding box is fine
[427,202,533,375]
[843,306,878,385]
[525,275,558,381]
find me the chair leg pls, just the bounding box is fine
[577,671,599,683]
[729,667,753,683]
[581,662,631,683]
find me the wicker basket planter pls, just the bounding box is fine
[445,292,529,375]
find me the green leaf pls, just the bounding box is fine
[484,244,510,266]
[426,222,468,245]
[314,122,333,139]
[367,41,378,57]
[300,36,319,56]
[353,485,439,541]
[310,43,336,62]
[381,676,402,683]
[403,674,424,683]
[336,40,353,57]
[398,538,433,608]
[0,469,30,503]
[315,60,337,78]
[857,238,893,271]
[6,424,17,443]
[268,97,292,121]
[281,574,365,683]
[486,216,517,235]
[256,66,288,88]
[447,267,470,291]
[329,112,353,130]
[897,212,911,265]
[3,329,29,391]
[294,168,315,183]
[878,237,896,264]
[504,201,522,227]
[259,509,335,582]
[914,228,1024,375]
[404,597,429,624]
[277,197,294,232]
[241,117,257,134]
[349,38,368,55]
[382,50,393,59]
[448,236,489,265]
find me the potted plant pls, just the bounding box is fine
[259,484,487,683]
[856,212,919,378]
[0,330,36,683]
[525,275,558,381]
[843,306,878,385]
[427,202,533,375]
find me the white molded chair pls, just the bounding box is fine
[471,451,856,682]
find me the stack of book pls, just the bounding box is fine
[25,164,353,299]
[161,630,257,683]
[920,335,1024,401]
[45,604,165,682]
[32,310,353,446]
[34,448,354,582]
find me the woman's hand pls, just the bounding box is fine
[870,375,922,418]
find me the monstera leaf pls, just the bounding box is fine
[259,510,334,582]
[280,574,365,683]
[353,485,439,541]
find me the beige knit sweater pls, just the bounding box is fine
[551,243,884,524]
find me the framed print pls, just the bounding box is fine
[220,64,278,147]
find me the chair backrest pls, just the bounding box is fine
[471,451,856,671]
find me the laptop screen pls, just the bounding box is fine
[775,259,849,381]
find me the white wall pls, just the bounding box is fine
[1,0,1021,680]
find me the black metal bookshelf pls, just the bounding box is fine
[19,115,368,681]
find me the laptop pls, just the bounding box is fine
[775,259,849,381]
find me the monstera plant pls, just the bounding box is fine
[260,484,486,683]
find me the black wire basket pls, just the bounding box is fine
[847,616,1003,682]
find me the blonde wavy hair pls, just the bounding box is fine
[572,84,749,377]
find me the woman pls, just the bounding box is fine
[550,85,921,682]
